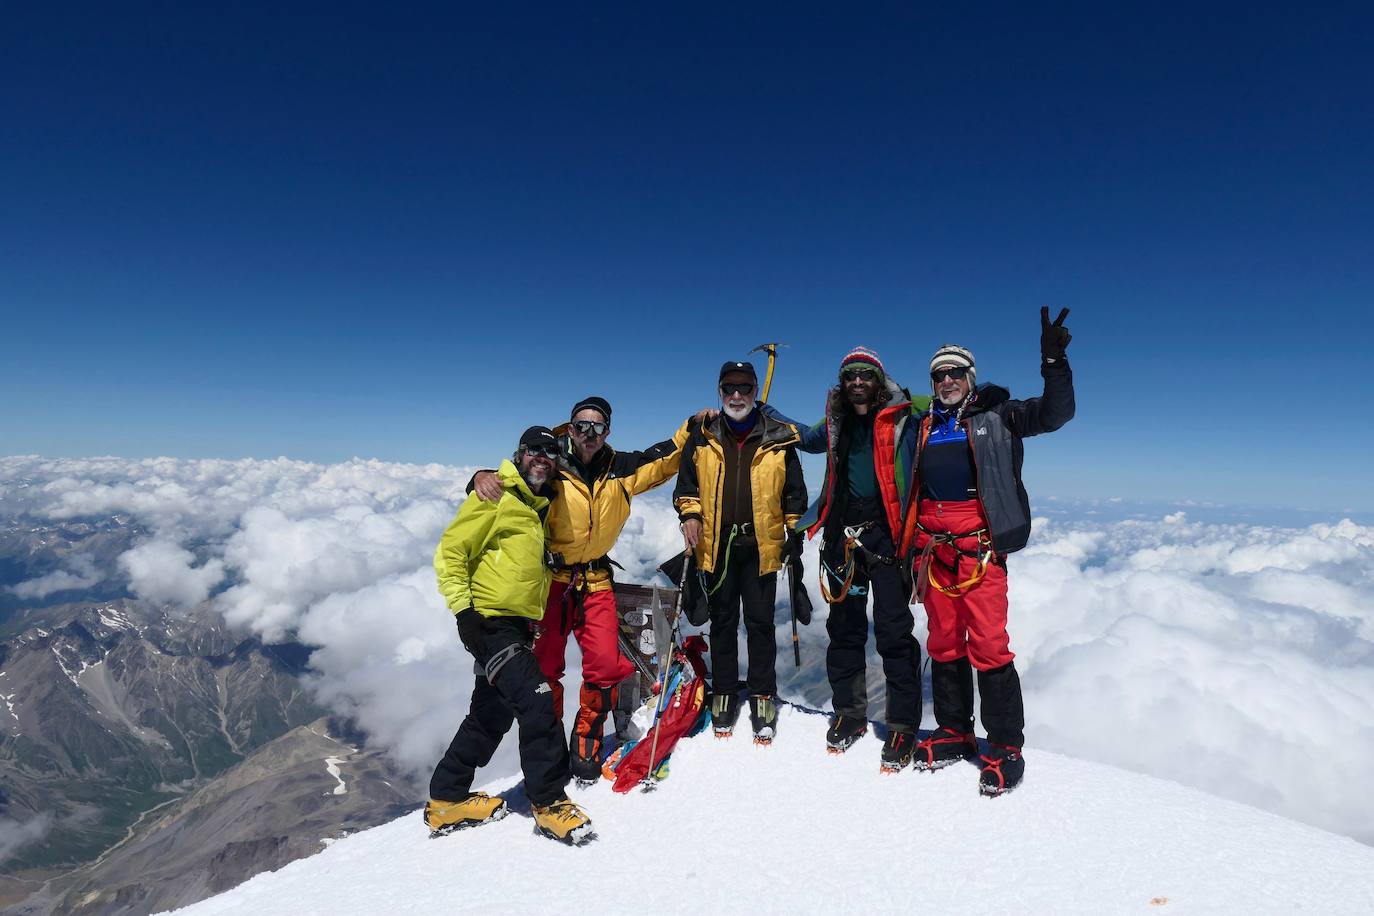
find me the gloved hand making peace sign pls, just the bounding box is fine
[1040,306,1072,362]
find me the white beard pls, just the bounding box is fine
[723,402,751,421]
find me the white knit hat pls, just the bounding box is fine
[929,344,976,389]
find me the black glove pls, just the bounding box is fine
[1040,306,1072,361]
[684,566,710,627]
[455,608,486,661]
[782,529,804,563]
[788,569,813,626]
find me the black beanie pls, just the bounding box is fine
[570,396,612,421]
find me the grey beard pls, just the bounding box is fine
[723,402,751,421]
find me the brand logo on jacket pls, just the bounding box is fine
[976,427,988,436]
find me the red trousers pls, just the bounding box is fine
[533,580,634,716]
[914,499,1014,671]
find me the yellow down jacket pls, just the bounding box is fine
[546,419,692,593]
[434,460,551,620]
[673,413,806,575]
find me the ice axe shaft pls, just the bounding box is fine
[748,342,788,404]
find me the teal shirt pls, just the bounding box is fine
[845,413,878,502]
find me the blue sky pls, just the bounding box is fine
[3,2,1371,512]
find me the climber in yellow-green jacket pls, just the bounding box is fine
[425,427,594,847]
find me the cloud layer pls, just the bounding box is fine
[2,455,1371,845]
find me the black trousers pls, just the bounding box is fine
[706,542,778,697]
[429,616,570,807]
[823,518,923,732]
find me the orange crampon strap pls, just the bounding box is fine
[912,523,994,603]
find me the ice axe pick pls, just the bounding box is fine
[747,342,788,405]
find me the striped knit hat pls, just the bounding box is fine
[929,344,976,389]
[839,346,885,382]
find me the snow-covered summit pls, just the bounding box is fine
[172,704,1374,915]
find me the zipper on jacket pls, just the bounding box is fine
[710,440,724,566]
[962,417,994,552]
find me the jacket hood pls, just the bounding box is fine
[497,459,549,505]
[928,382,1010,419]
[964,382,1011,415]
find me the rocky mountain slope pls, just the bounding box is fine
[14,719,413,915]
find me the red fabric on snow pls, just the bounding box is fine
[611,636,708,792]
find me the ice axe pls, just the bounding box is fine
[747,342,788,404]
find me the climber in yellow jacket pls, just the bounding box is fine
[675,361,806,743]
[469,396,691,782]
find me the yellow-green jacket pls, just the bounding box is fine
[435,460,551,620]
[546,419,692,593]
[673,413,806,575]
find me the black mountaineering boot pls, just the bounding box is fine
[749,695,778,745]
[825,715,868,754]
[880,729,915,774]
[978,744,1025,797]
[570,736,603,785]
[913,727,978,772]
[571,683,616,785]
[712,691,740,738]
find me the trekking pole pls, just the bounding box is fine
[643,560,689,787]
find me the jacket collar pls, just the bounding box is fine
[705,410,799,449]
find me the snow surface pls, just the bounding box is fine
[170,705,1374,915]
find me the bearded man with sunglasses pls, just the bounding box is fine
[470,396,691,782]
[674,361,806,743]
[761,346,932,772]
[898,308,1075,796]
[428,426,594,845]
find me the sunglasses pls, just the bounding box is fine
[570,419,608,437]
[719,383,755,397]
[930,366,971,383]
[523,444,559,461]
[840,368,878,383]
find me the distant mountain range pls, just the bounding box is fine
[0,518,416,915]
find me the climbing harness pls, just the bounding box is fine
[912,520,996,603]
[819,523,898,604]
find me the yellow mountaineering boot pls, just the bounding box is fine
[424,793,508,837]
[531,797,596,846]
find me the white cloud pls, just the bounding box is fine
[7,553,103,599]
[0,814,51,864]
[117,538,226,608]
[1010,514,1374,844]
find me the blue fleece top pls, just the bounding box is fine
[919,404,977,500]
